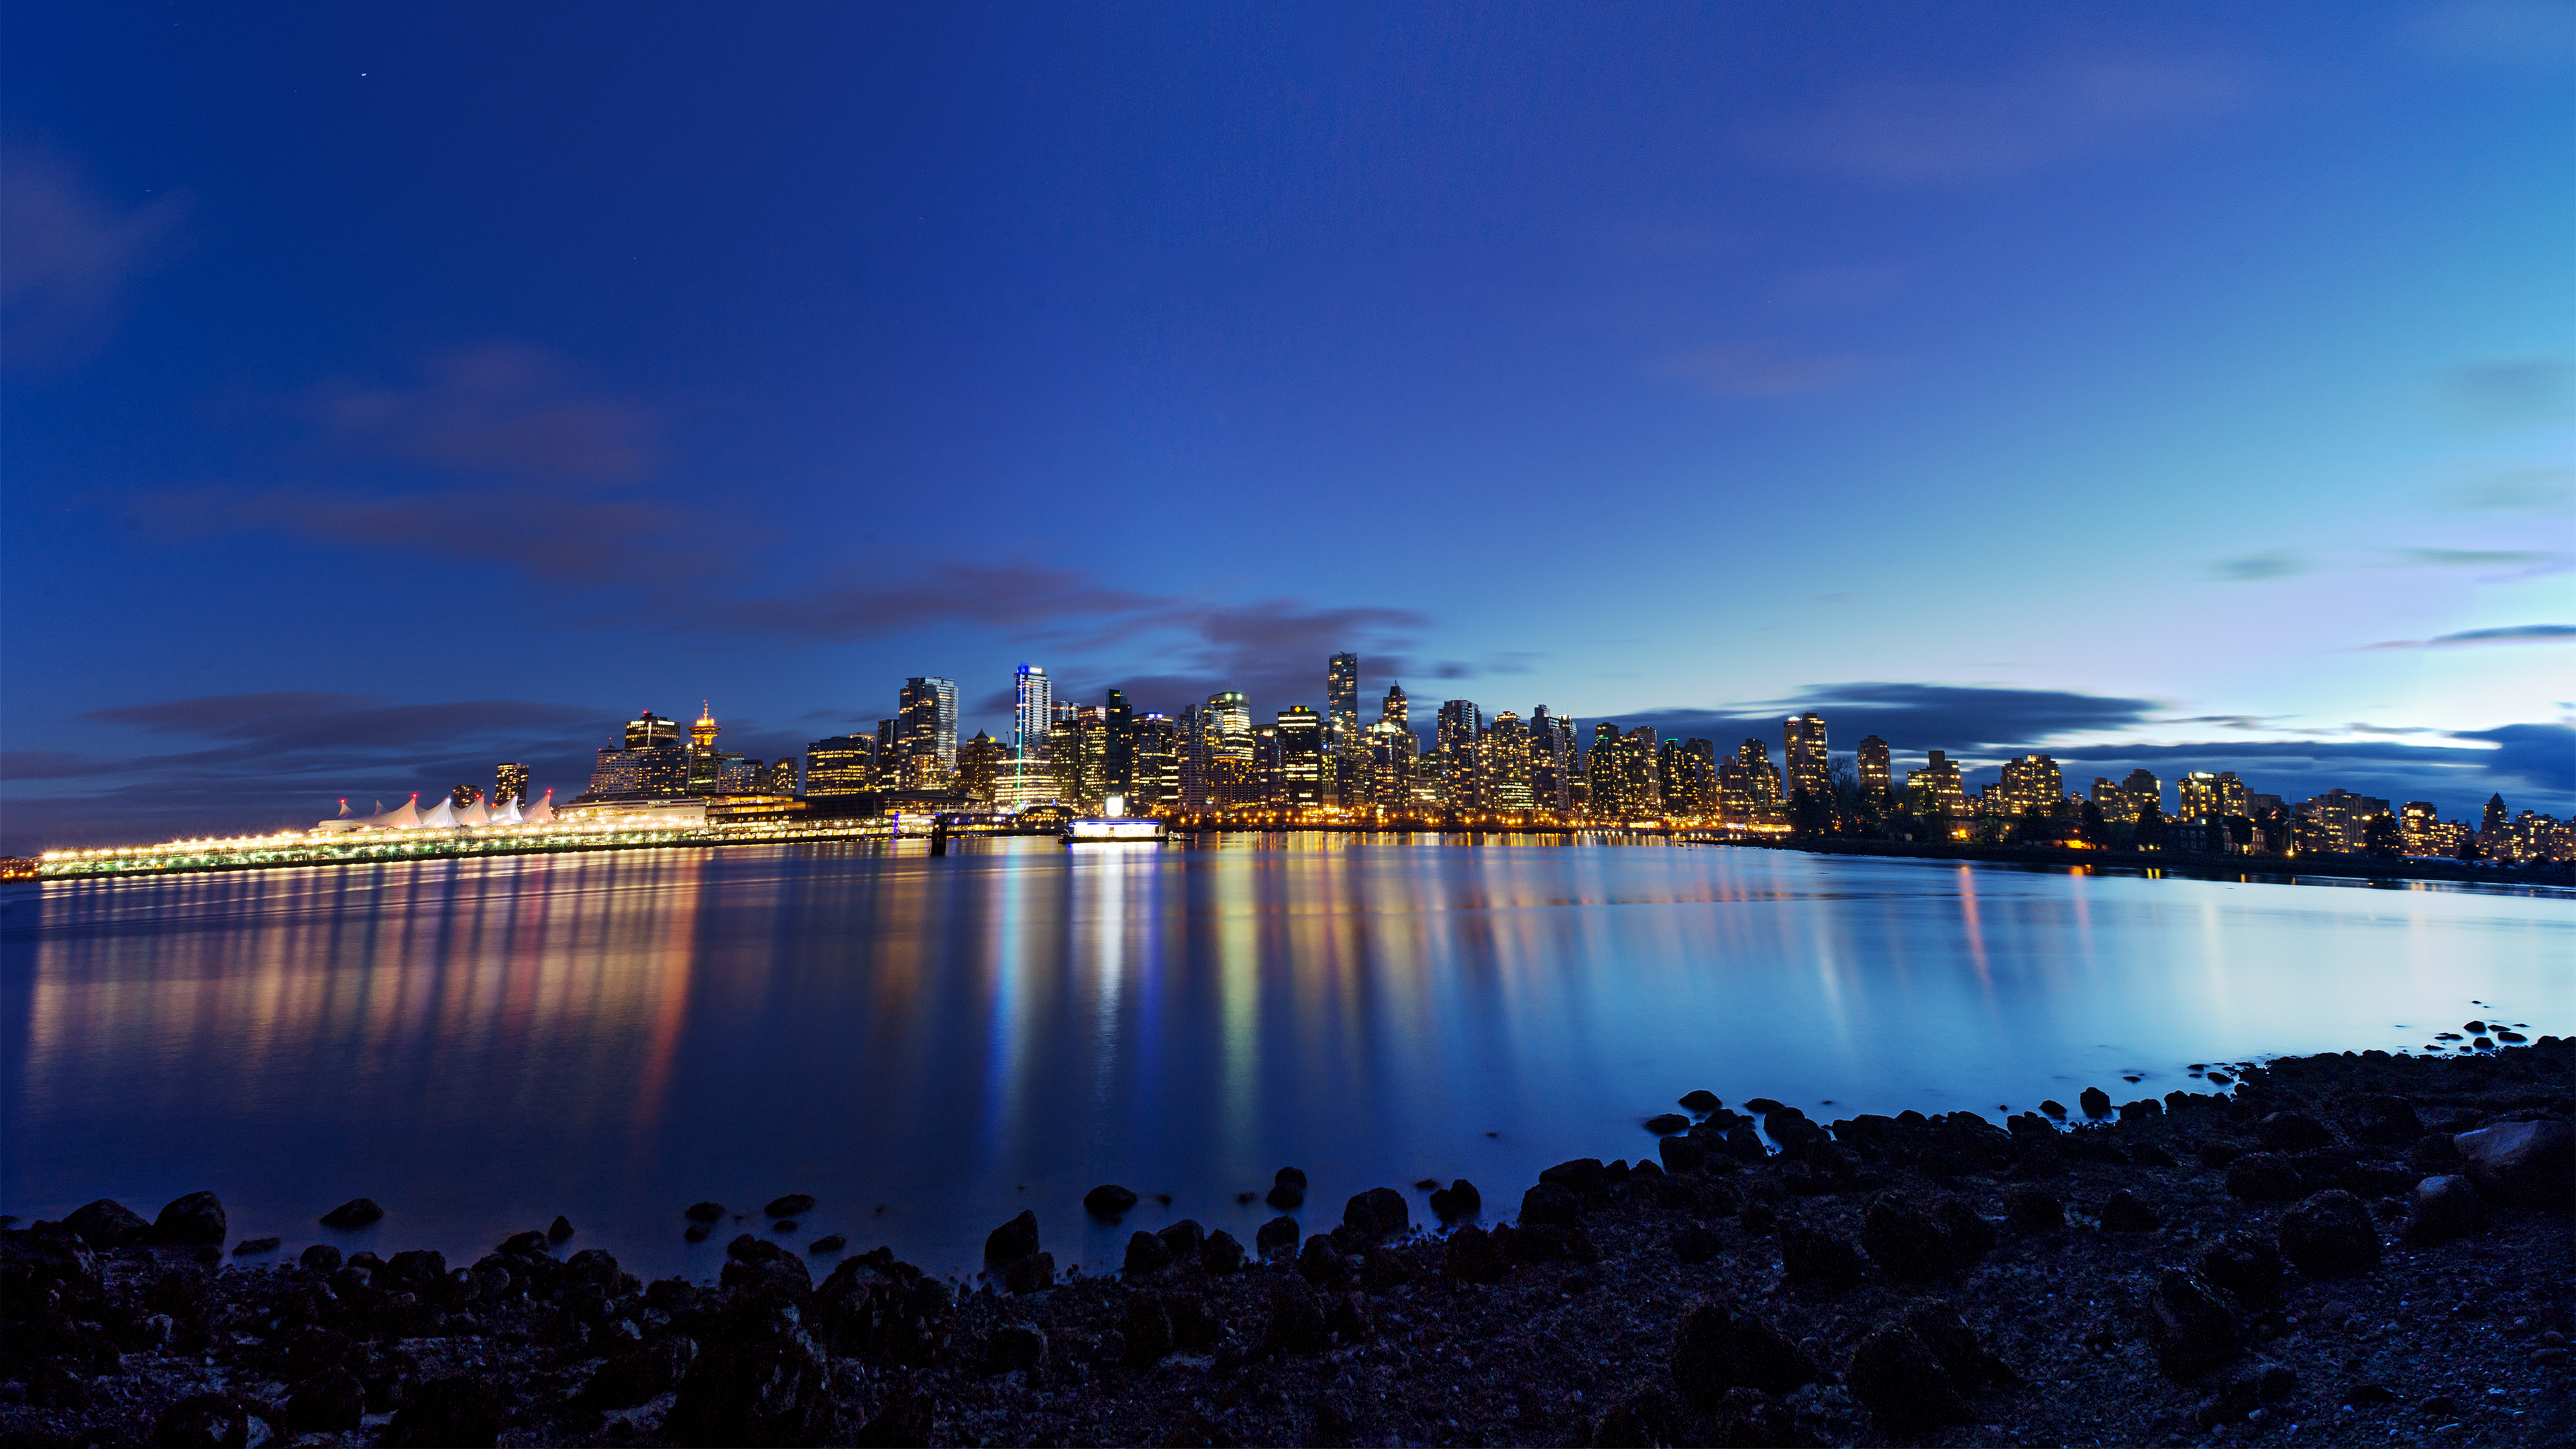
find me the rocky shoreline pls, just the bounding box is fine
[5,1038,2570,1447]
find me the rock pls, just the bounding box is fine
[1593,1381,1686,1448]
[2277,1189,2380,1277]
[2078,1087,2111,1118]
[721,1234,813,1295]
[1905,1301,2012,1391]
[1360,1244,1413,1293]
[1002,1252,1055,1293]
[1862,1193,1955,1281]
[2100,1189,2163,1232]
[151,1191,227,1246]
[384,1373,509,1447]
[1343,1186,1409,1240]
[153,1393,280,1448]
[1679,1089,1722,1112]
[1668,1299,1817,1403]
[320,1198,384,1230]
[2225,1152,2304,1201]
[1267,1167,1307,1209]
[1518,1181,1582,1229]
[286,1366,368,1432]
[230,1236,279,1256]
[1646,1112,1691,1134]
[1847,1322,1974,1432]
[1656,1134,1707,1174]
[2004,1185,2064,1233]
[2404,1174,2490,1242]
[1120,1229,1171,1275]
[1674,1223,1719,1264]
[1155,1218,1203,1261]
[1255,1214,1301,1261]
[548,1214,576,1242]
[686,1224,711,1243]
[300,1243,343,1273]
[2353,1096,2422,1146]
[583,1341,691,1409]
[2141,1269,2245,1380]
[1267,1275,1329,1354]
[983,1210,1041,1266]
[686,1201,727,1223]
[1083,1183,1139,1220]
[1444,1223,1508,1283]
[2040,1099,2068,1117]
[1428,1179,1482,1220]
[1200,1228,1245,1273]
[65,1199,149,1248]
[2453,1119,2575,1206]
[2195,1231,2284,1310]
[2259,1112,2334,1151]
[1778,1220,1866,1289]
[666,1293,853,1446]
[764,1193,817,1218]
[987,1323,1047,1374]
[1542,1158,1613,1207]
[1296,1234,1348,1287]
[808,1234,846,1254]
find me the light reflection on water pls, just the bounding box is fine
[2,837,2568,1281]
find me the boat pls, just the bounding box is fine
[1065,795,1167,844]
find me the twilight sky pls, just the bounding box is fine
[3,1,2571,852]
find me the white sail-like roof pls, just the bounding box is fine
[492,795,525,825]
[456,799,492,827]
[420,796,458,828]
[521,788,557,824]
[359,795,423,829]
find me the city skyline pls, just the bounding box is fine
[3,5,2570,852]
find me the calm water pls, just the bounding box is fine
[3,837,2569,1281]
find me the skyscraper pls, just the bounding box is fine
[1014,665,1052,761]
[1276,706,1324,808]
[1104,688,1134,798]
[1485,712,1533,811]
[1998,754,2063,816]
[1587,720,1627,817]
[958,731,1007,802]
[625,710,680,750]
[1327,653,1360,747]
[1856,736,1890,802]
[494,761,529,806]
[1176,703,1208,810]
[1624,726,1661,815]
[1130,713,1179,812]
[1529,706,1575,814]
[899,678,957,785]
[2120,769,2163,818]
[1380,682,1408,734]
[1205,690,1256,810]
[1907,751,1967,818]
[1782,712,1829,806]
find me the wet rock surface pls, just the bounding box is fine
[3,1038,2571,1446]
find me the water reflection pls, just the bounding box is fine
[3,839,2569,1280]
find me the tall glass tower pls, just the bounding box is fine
[1014,665,1052,761]
[1326,653,1359,746]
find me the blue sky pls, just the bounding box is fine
[3,1,2570,850]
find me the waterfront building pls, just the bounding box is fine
[1783,712,1830,806]
[804,735,875,798]
[958,731,1007,802]
[1328,653,1360,747]
[2176,770,2245,822]
[875,718,898,780]
[899,676,959,785]
[1906,750,1967,819]
[1485,712,1534,812]
[1014,665,1052,762]
[585,742,688,798]
[2481,794,2508,841]
[1528,707,1576,814]
[1381,683,1409,734]
[762,757,798,796]
[1857,736,1891,802]
[1130,713,1179,812]
[1436,701,1482,810]
[1624,727,1662,816]
[1048,706,1113,811]
[1367,718,1415,808]
[2299,789,2394,853]
[1104,689,1135,799]
[1658,739,1711,818]
[1204,690,1257,810]
[1587,721,1627,818]
[2400,800,2444,855]
[1998,754,2063,817]
[495,762,529,806]
[2090,777,2135,822]
[1175,704,1207,809]
[1276,706,1324,808]
[2119,769,2163,818]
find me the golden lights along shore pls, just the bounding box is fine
[29,802,1789,880]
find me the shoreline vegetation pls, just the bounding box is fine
[5,1040,2569,1446]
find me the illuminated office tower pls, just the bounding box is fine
[1104,689,1134,798]
[1907,750,1967,817]
[1734,739,1783,814]
[1275,707,1324,808]
[804,736,875,799]
[1527,706,1575,814]
[1014,665,1052,761]
[1782,712,1830,806]
[1380,682,1409,734]
[1999,754,2063,816]
[2178,770,2248,821]
[1656,739,1705,818]
[2400,800,2442,855]
[1254,722,1283,802]
[1435,700,1483,810]
[686,702,726,792]
[1623,727,1662,815]
[2119,769,2163,818]
[451,783,482,808]
[899,677,957,786]
[1856,736,1891,802]
[1485,712,1533,812]
[1130,713,1179,812]
[1586,720,1627,817]
[2481,793,2507,839]
[874,718,898,780]
[1367,717,1415,808]
[494,762,529,806]
[762,757,798,796]
[625,710,680,750]
[1328,653,1360,747]
[1176,704,1207,809]
[1205,690,1256,809]
[953,732,1004,802]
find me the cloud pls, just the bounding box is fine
[2443,467,2573,512]
[146,482,713,585]
[2393,547,2563,568]
[318,344,660,483]
[0,144,186,368]
[2206,549,2308,582]
[1746,56,2250,184]
[1654,343,1868,397]
[2368,623,2576,649]
[1613,682,2163,755]
[2443,356,2570,427]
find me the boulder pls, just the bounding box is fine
[1255,1214,1301,1261]
[1122,1292,1175,1364]
[987,1324,1047,1374]
[2099,1189,2162,1233]
[1267,1167,1307,1210]
[807,1234,845,1254]
[2453,1120,2575,1207]
[685,1201,726,1224]
[1518,1181,1582,1229]
[2353,1096,2422,1146]
[1646,1112,1691,1135]
[1540,1158,1612,1208]
[1443,1223,1507,1284]
[154,1393,282,1449]
[764,1193,817,1218]
[2004,1185,2063,1234]
[1082,1184,1140,1220]
[2403,1174,2489,1243]
[1342,1187,1409,1240]
[1360,1245,1414,1293]
[65,1199,149,1248]
[2224,1152,2304,1201]
[1199,1228,1245,1274]
[1593,1381,1686,1448]
[983,1210,1040,1267]
[665,1294,852,1446]
[1668,1299,1817,1403]
[285,1368,368,1432]
[1428,1179,1482,1221]
[1679,1089,1722,1113]
[1861,1194,1955,1281]
[2259,1112,2334,1152]
[1657,1135,1707,1173]
[300,1243,344,1274]
[320,1198,384,1230]
[548,1215,576,1243]
[719,1235,813,1295]
[1002,1252,1055,1293]
[2141,1269,2243,1380]
[151,1191,227,1246]
[2276,1190,2379,1277]
[2195,1231,2282,1309]
[1778,1221,1866,1289]
[1295,1234,1348,1288]
[1904,1301,2012,1391]
[1709,1386,1801,1448]
[2078,1087,2111,1118]
[1155,1218,1204,1263]
[1847,1322,1974,1433]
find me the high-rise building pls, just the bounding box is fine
[2090,777,2136,822]
[2119,769,2163,818]
[690,702,720,756]
[1998,754,2063,816]
[1014,665,1052,761]
[874,718,898,780]
[1529,706,1576,814]
[1130,713,1179,812]
[1380,683,1409,734]
[625,711,680,751]
[1587,721,1627,818]
[762,757,798,796]
[958,732,1007,803]
[1276,706,1324,808]
[1782,712,1829,805]
[1366,717,1416,808]
[494,762,529,806]
[2400,800,2443,855]
[1176,704,1208,810]
[1485,712,1533,812]
[2300,789,2394,853]
[1905,750,1966,818]
[1205,690,1256,810]
[1856,737,1891,802]
[1624,727,1662,815]
[1436,700,1482,811]
[1328,653,1360,747]
[899,678,957,786]
[2481,794,2508,838]
[451,783,482,807]
[1104,689,1134,798]
[1658,739,1713,818]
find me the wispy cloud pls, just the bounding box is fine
[1653,342,1868,397]
[0,143,186,368]
[2442,467,2573,513]
[2206,549,2308,582]
[2367,623,2576,649]
[317,344,661,483]
[2443,356,2571,427]
[1745,56,2251,184]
